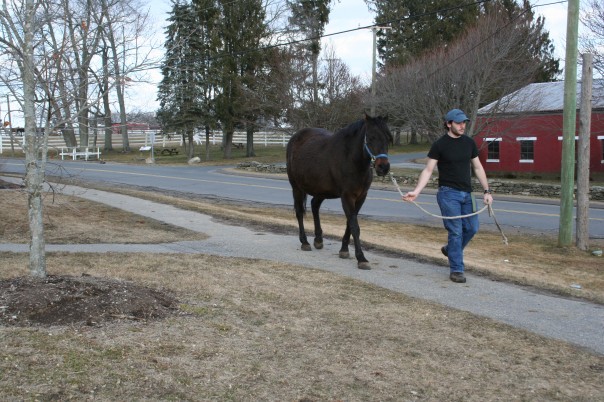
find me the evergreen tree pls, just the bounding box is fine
[286,0,336,126]
[366,0,479,68]
[192,0,221,160]
[214,0,268,158]
[156,1,205,159]
[366,0,559,82]
[499,0,560,82]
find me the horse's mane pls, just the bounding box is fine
[336,116,392,142]
[336,119,365,139]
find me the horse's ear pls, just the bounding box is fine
[364,112,370,120]
[382,114,389,123]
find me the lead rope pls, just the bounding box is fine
[388,172,508,245]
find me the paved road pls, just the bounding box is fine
[2,158,604,239]
[1,179,603,355]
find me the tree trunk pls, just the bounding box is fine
[409,127,418,145]
[78,83,90,147]
[205,125,211,161]
[246,125,255,157]
[22,0,46,277]
[61,125,77,148]
[106,16,130,151]
[187,127,195,159]
[223,128,233,159]
[102,46,113,151]
[118,95,129,152]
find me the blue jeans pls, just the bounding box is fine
[436,186,479,274]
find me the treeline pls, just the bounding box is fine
[155,0,562,158]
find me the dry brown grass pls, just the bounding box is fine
[0,189,207,244]
[1,252,603,401]
[1,185,603,400]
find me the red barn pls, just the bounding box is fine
[474,80,604,179]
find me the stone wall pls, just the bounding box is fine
[236,162,604,201]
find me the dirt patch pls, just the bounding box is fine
[0,275,178,327]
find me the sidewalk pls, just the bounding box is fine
[2,181,603,355]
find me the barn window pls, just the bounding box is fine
[485,138,501,162]
[599,136,604,162]
[517,137,536,163]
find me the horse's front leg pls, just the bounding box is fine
[310,196,325,249]
[339,224,351,259]
[293,188,311,251]
[340,194,370,270]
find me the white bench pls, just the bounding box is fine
[59,146,101,161]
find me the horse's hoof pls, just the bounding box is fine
[358,262,371,270]
[339,251,350,259]
[314,241,323,249]
[301,244,312,251]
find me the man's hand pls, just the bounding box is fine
[483,193,493,205]
[403,191,419,202]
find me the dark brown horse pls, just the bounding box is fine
[286,114,392,270]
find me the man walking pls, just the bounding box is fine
[403,109,493,283]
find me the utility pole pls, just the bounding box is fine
[576,53,593,251]
[371,26,391,117]
[558,0,580,247]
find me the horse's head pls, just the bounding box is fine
[363,114,392,176]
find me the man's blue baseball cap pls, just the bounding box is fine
[445,109,470,123]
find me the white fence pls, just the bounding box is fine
[196,131,290,147]
[0,129,292,154]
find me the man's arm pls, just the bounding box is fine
[403,158,438,202]
[471,156,493,205]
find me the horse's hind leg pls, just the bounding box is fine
[293,188,311,251]
[310,196,324,249]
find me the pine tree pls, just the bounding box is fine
[156,1,205,159]
[214,0,268,158]
[192,0,221,160]
[286,0,335,126]
[366,0,560,82]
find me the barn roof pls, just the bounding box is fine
[478,79,604,115]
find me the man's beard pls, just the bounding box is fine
[450,126,464,137]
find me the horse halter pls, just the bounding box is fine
[363,135,388,167]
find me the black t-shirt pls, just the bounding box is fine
[427,134,479,192]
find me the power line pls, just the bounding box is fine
[187,0,567,66]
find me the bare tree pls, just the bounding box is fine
[98,0,155,152]
[315,45,366,131]
[374,6,548,141]
[580,0,604,78]
[31,0,156,151]
[0,0,160,277]
[0,0,49,276]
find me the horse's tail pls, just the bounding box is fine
[291,189,307,215]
